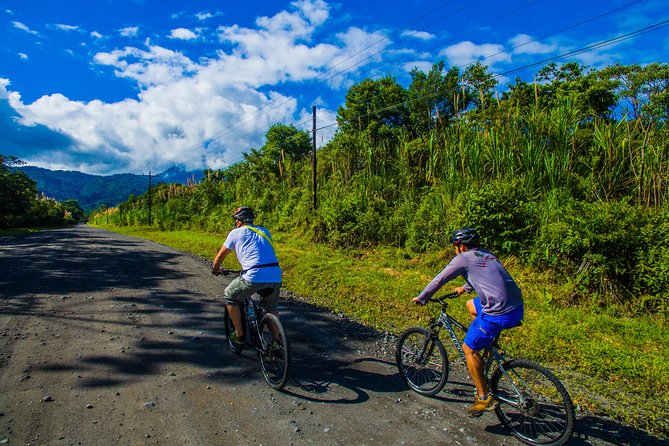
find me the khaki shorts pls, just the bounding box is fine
[223,276,281,312]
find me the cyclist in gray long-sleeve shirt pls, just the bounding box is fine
[413,228,524,417]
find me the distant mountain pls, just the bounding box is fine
[18,166,203,211]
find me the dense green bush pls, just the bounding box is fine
[458,179,538,256]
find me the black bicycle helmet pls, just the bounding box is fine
[232,206,255,223]
[450,227,479,246]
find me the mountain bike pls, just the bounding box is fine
[396,293,575,446]
[218,270,290,390]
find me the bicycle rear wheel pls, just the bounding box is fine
[395,327,449,396]
[223,307,243,356]
[490,359,575,446]
[258,314,290,390]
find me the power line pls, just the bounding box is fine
[313,17,669,131]
[450,0,644,74]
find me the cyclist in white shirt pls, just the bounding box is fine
[212,206,282,344]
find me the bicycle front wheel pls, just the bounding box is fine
[395,327,449,396]
[258,314,290,390]
[491,359,575,446]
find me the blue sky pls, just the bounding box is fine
[1,0,667,175]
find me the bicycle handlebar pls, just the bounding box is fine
[428,292,459,303]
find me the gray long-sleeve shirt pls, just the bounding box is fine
[416,248,523,316]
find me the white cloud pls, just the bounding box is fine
[119,26,139,37]
[196,11,214,21]
[18,52,29,60]
[441,41,511,68]
[94,44,199,87]
[1,0,383,174]
[12,21,39,35]
[509,34,557,55]
[401,30,434,40]
[53,24,81,32]
[91,31,103,39]
[169,28,198,40]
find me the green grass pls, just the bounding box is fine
[92,223,668,438]
[0,227,58,236]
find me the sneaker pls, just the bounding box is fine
[468,394,499,417]
[230,331,245,345]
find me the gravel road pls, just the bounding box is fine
[0,225,665,446]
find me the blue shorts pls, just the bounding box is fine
[463,298,523,351]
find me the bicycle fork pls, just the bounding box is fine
[416,331,439,365]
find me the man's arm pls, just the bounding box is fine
[413,255,467,304]
[212,245,231,273]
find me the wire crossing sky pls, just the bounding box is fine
[1,0,667,175]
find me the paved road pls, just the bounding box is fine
[0,225,663,445]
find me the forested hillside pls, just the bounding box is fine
[18,165,203,211]
[93,61,669,314]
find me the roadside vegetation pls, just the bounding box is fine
[90,61,668,437]
[0,155,85,229]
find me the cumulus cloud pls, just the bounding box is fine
[119,26,139,37]
[2,0,386,174]
[91,31,104,39]
[18,53,29,60]
[401,30,434,40]
[12,21,39,35]
[94,44,199,87]
[509,34,557,55]
[169,28,198,40]
[0,79,75,165]
[53,24,81,32]
[196,11,219,21]
[441,41,511,68]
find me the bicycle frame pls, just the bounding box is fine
[241,297,267,353]
[429,299,526,407]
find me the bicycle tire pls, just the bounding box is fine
[395,326,449,396]
[258,314,290,390]
[223,307,244,356]
[490,359,575,446]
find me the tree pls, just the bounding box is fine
[60,199,85,222]
[462,62,498,112]
[262,123,312,177]
[0,155,38,220]
[242,124,312,179]
[336,76,409,144]
[535,62,616,120]
[407,61,461,134]
[600,62,669,122]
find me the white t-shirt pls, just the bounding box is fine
[223,225,282,283]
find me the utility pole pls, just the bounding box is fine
[312,105,317,211]
[147,170,152,226]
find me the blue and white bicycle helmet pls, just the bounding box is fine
[450,227,479,246]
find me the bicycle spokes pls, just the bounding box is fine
[395,327,449,396]
[491,360,575,446]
